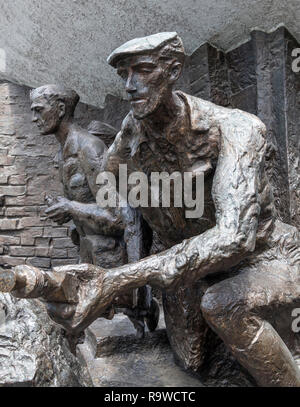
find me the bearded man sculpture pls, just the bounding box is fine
[1,32,300,387]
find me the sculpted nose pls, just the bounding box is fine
[125,74,137,94]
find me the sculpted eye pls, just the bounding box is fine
[117,69,128,81]
[138,67,152,72]
[136,65,155,73]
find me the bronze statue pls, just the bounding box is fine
[29,85,159,338]
[1,33,299,387]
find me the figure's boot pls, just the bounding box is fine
[127,286,160,338]
[163,281,212,372]
[128,313,146,339]
[113,288,147,338]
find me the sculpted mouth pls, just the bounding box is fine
[131,98,147,103]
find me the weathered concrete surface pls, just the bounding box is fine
[0,0,299,107]
[77,329,204,387]
[77,312,204,387]
[0,293,89,386]
[77,311,257,387]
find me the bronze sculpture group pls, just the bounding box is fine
[0,32,299,387]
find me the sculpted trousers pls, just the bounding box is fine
[165,221,300,386]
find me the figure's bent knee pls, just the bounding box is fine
[201,285,226,326]
[201,281,250,330]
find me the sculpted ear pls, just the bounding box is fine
[58,101,66,119]
[169,61,182,83]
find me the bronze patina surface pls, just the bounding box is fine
[1,33,299,387]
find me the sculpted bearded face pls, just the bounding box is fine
[116,53,183,120]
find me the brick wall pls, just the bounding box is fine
[0,81,76,268]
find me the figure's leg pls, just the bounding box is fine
[163,280,212,371]
[201,262,300,387]
[137,285,160,332]
[116,286,159,338]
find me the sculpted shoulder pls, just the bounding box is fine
[221,108,267,154]
[178,91,267,152]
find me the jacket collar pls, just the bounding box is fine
[176,91,211,133]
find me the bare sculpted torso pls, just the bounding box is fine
[61,128,105,235]
[58,127,126,268]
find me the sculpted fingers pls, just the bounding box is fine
[45,203,61,216]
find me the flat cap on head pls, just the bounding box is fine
[107,32,184,68]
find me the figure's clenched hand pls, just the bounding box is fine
[44,264,117,334]
[45,196,72,224]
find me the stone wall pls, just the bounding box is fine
[0,292,90,387]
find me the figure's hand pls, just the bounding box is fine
[45,264,118,334]
[0,263,116,334]
[45,196,72,224]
